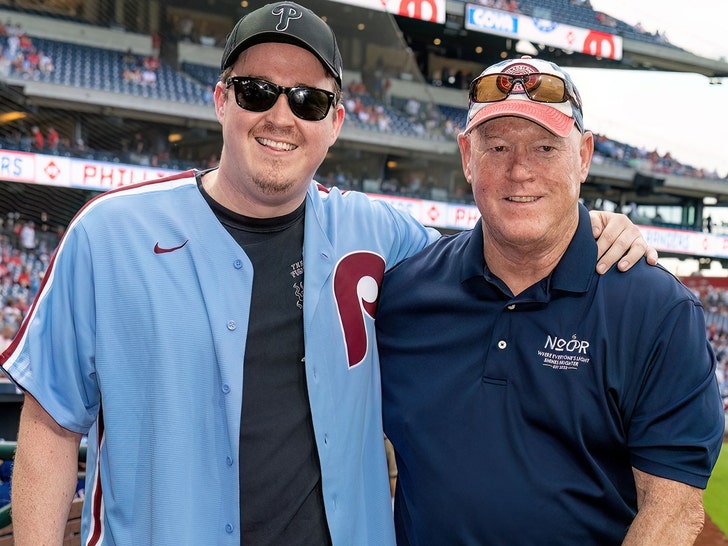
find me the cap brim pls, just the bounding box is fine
[465,100,575,137]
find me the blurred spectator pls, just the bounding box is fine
[122,48,137,66]
[143,55,160,72]
[596,12,618,27]
[0,324,16,351]
[19,221,36,251]
[203,85,214,102]
[151,30,162,57]
[475,0,521,12]
[141,66,157,86]
[404,97,421,120]
[30,126,43,151]
[37,50,54,75]
[122,65,142,83]
[18,129,31,152]
[1,296,23,333]
[46,126,59,153]
[179,16,194,42]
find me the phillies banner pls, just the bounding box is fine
[330,0,445,24]
[7,149,728,256]
[464,4,622,60]
[0,149,178,191]
[0,148,477,229]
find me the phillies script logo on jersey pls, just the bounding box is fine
[333,251,386,368]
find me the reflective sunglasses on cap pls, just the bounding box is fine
[469,72,581,108]
[225,77,336,121]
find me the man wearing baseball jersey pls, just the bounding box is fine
[2,4,655,545]
[377,57,724,545]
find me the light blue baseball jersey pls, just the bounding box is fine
[1,170,439,545]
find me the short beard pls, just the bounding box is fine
[251,160,296,196]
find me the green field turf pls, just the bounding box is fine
[704,441,728,534]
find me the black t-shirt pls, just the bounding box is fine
[201,182,331,545]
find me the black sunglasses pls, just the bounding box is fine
[225,77,336,121]
[470,72,581,109]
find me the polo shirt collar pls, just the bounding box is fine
[551,203,598,294]
[459,204,597,295]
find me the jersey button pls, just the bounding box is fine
[221,384,231,394]
[233,259,243,269]
[226,456,233,466]
[225,523,234,534]
[497,340,507,350]
[227,320,236,331]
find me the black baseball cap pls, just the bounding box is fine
[221,1,343,86]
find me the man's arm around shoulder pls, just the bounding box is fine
[12,393,82,546]
[623,467,705,545]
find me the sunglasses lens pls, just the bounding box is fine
[234,79,278,112]
[526,74,567,103]
[288,87,332,121]
[471,73,568,104]
[471,75,508,102]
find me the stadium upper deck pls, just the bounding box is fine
[1,0,728,228]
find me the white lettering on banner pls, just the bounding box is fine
[469,8,517,34]
[0,150,35,182]
[464,4,622,60]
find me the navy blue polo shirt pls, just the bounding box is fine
[377,204,724,546]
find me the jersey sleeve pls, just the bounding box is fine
[370,198,440,269]
[627,298,724,488]
[1,220,100,433]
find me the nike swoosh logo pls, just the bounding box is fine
[154,240,189,254]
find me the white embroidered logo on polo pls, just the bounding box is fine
[537,334,591,370]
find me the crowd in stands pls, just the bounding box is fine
[0,214,57,353]
[694,286,728,407]
[0,12,725,205]
[121,48,161,87]
[1,118,200,172]
[592,134,725,180]
[0,69,724,205]
[472,0,521,13]
[0,19,54,79]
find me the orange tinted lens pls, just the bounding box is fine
[524,74,567,102]
[471,74,509,102]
